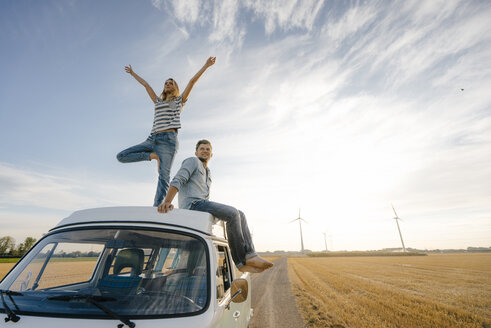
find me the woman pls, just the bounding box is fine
[117,57,216,206]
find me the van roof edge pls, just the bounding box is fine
[53,206,223,237]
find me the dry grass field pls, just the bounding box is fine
[3,253,490,328]
[1,259,98,288]
[288,253,491,328]
[262,255,283,263]
[0,262,16,279]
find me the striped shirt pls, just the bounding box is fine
[151,96,184,134]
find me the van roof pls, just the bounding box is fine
[53,206,224,237]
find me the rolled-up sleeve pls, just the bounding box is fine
[170,158,198,190]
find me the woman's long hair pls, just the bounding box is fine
[159,78,180,102]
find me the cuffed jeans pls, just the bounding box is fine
[116,131,178,206]
[190,200,257,268]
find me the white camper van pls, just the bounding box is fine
[0,207,253,328]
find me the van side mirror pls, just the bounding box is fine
[229,279,248,305]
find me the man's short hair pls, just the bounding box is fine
[196,139,212,151]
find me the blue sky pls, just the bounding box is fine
[1,0,490,252]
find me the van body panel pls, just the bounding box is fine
[0,312,216,328]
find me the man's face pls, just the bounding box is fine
[195,144,213,162]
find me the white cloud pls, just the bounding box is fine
[151,0,164,10]
[0,162,156,211]
[157,0,325,50]
[334,0,491,89]
[163,0,242,44]
[245,0,325,34]
[323,2,377,43]
[167,0,203,24]
[209,0,240,42]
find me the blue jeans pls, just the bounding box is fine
[190,200,257,268]
[117,131,178,206]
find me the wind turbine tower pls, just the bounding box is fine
[391,204,407,253]
[290,209,307,253]
[322,232,328,252]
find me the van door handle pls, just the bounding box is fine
[233,311,241,318]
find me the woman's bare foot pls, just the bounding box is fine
[245,256,274,270]
[150,153,160,173]
[238,265,264,273]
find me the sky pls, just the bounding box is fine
[1,0,490,252]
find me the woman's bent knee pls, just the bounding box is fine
[116,152,124,162]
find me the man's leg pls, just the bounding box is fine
[191,200,248,268]
[238,210,256,258]
[191,200,273,272]
[237,210,273,271]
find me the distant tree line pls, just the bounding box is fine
[51,251,100,258]
[307,251,426,257]
[0,236,37,257]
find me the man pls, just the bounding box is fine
[158,140,273,273]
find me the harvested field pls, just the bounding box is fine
[262,255,283,263]
[0,262,15,279]
[288,253,491,328]
[1,259,98,288]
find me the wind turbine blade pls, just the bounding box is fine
[391,204,399,218]
[289,218,299,223]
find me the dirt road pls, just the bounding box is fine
[249,257,305,328]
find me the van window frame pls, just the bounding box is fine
[214,243,234,304]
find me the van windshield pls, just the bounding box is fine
[0,228,209,318]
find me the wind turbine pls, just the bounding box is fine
[290,209,307,253]
[322,232,328,252]
[391,204,407,252]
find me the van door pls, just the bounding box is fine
[213,244,245,328]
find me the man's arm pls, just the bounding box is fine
[157,157,198,213]
[158,186,178,213]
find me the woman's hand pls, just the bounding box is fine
[125,64,134,75]
[205,57,216,68]
[124,64,157,103]
[181,57,216,103]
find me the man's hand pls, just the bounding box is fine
[158,186,178,213]
[158,201,174,213]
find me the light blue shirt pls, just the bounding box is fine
[170,157,212,209]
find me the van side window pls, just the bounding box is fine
[215,245,232,302]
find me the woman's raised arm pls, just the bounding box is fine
[181,57,216,103]
[125,65,158,104]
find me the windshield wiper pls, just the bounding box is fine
[47,294,135,328]
[0,289,23,323]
